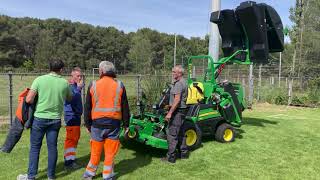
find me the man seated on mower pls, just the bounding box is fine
[162,65,188,163]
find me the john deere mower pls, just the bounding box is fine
[122,1,284,150]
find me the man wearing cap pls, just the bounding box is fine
[83,61,130,180]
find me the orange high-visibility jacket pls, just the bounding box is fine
[15,88,30,123]
[90,76,123,120]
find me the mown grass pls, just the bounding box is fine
[0,104,319,179]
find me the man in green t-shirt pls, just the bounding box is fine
[17,59,72,180]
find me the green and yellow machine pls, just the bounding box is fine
[122,1,284,150]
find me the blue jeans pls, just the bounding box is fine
[28,118,61,179]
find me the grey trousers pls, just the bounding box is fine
[167,111,188,158]
[1,117,24,153]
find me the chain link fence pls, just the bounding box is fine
[0,67,317,129]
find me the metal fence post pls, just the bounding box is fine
[248,64,254,108]
[8,71,13,126]
[136,75,142,102]
[82,74,86,103]
[288,78,293,105]
[136,74,142,114]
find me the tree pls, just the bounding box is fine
[0,15,211,73]
[34,30,56,69]
[127,34,154,74]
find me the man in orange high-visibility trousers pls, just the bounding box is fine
[83,61,130,180]
[63,67,84,169]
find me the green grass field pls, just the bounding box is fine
[0,104,319,179]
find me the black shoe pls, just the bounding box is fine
[161,157,176,163]
[177,152,189,159]
[180,153,189,159]
[64,162,81,170]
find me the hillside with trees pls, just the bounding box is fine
[0,15,208,73]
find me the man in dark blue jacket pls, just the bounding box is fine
[63,67,84,169]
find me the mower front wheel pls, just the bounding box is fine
[123,127,139,140]
[215,123,235,143]
[182,121,202,150]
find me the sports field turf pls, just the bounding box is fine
[0,103,319,179]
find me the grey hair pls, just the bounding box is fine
[174,65,184,75]
[99,61,116,74]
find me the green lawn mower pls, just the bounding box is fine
[122,1,284,150]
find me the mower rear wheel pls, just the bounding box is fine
[215,123,235,143]
[182,121,202,150]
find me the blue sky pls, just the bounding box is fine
[0,0,295,38]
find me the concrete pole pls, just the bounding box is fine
[208,0,221,63]
[257,64,262,101]
[278,52,282,87]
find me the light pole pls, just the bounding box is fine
[208,0,221,63]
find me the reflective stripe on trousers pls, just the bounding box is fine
[103,164,115,179]
[64,147,76,160]
[85,161,98,176]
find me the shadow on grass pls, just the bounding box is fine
[200,117,277,143]
[36,140,162,179]
[242,117,278,127]
[37,153,91,180]
[94,140,164,179]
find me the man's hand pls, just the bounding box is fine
[165,112,172,122]
[68,79,75,85]
[85,125,91,133]
[123,127,129,134]
[77,78,84,89]
[26,89,37,104]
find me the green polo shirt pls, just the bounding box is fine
[31,72,72,119]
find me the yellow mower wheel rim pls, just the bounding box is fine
[128,130,137,139]
[185,129,197,146]
[223,129,233,142]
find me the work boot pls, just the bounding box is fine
[178,152,189,159]
[65,161,81,170]
[160,156,176,163]
[82,173,93,180]
[83,176,93,180]
[180,153,189,159]
[83,177,92,180]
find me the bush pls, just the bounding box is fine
[256,81,319,107]
[23,59,34,71]
[258,86,288,105]
[141,71,170,110]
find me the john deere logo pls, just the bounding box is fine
[199,111,218,117]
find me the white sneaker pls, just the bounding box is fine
[17,174,32,180]
[17,174,36,180]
